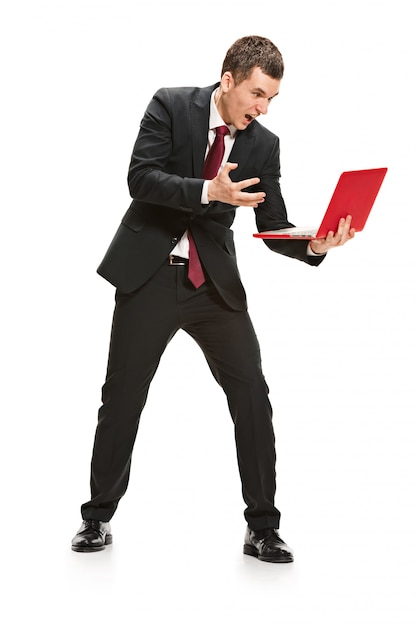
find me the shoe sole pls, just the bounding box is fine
[71,535,113,553]
[243,544,294,563]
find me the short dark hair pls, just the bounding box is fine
[221,35,284,84]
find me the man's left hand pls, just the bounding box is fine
[309,216,355,255]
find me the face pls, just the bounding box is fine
[215,66,281,130]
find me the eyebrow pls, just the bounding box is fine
[252,87,280,98]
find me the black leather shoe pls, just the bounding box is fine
[71,520,112,552]
[243,526,294,563]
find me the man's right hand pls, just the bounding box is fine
[207,162,266,208]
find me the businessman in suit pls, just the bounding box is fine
[71,36,354,561]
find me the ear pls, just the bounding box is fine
[220,71,234,92]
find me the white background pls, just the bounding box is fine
[1,1,416,624]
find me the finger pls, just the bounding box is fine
[236,177,262,190]
[337,217,346,234]
[222,162,239,174]
[219,164,261,189]
[341,217,354,242]
[344,217,354,240]
[331,221,354,247]
[239,190,265,202]
[237,194,266,207]
[339,215,352,237]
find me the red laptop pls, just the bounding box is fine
[253,167,387,240]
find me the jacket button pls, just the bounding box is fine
[171,237,178,244]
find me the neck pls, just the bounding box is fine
[214,88,228,124]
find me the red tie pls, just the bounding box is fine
[188,125,230,288]
[201,125,230,179]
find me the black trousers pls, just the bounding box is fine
[81,261,281,531]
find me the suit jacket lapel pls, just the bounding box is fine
[228,128,255,181]
[190,83,218,177]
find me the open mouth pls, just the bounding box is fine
[245,114,255,121]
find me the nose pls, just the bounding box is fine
[256,98,269,115]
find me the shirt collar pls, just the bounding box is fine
[209,88,237,138]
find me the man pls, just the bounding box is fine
[71,36,354,561]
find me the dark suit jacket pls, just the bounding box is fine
[97,83,325,310]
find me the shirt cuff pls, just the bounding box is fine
[307,242,325,256]
[201,180,210,205]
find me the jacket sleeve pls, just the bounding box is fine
[253,136,326,267]
[127,88,207,215]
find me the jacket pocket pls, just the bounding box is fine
[121,206,146,232]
